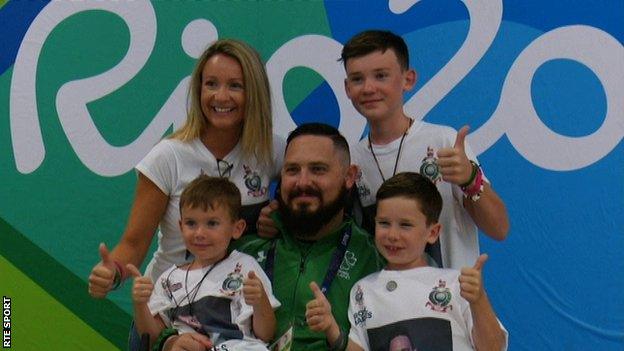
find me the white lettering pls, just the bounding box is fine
[9,0,623,176]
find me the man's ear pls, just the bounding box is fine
[426,222,441,244]
[232,219,246,240]
[403,68,417,92]
[345,164,359,190]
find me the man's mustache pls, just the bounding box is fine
[288,186,322,201]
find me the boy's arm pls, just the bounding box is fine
[436,126,509,240]
[127,264,166,345]
[346,339,365,351]
[242,271,276,342]
[459,255,506,351]
[463,182,509,241]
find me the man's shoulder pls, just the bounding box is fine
[230,234,273,257]
[347,221,384,268]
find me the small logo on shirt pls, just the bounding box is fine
[243,165,267,197]
[355,169,371,198]
[220,263,244,296]
[420,146,441,184]
[426,279,453,312]
[353,284,373,326]
[337,250,357,280]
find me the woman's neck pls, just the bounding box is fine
[201,126,242,159]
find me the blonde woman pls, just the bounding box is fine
[88,38,283,297]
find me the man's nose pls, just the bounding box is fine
[296,169,312,187]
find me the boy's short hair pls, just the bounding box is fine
[286,122,351,166]
[340,30,409,70]
[376,172,442,225]
[179,175,242,220]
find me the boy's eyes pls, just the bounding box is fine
[375,220,414,228]
[374,72,389,80]
[375,219,390,227]
[183,219,221,226]
[348,76,363,83]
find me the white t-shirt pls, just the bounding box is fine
[352,121,486,269]
[347,267,508,351]
[149,250,281,350]
[136,136,285,280]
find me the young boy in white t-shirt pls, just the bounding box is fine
[127,175,280,351]
[307,172,507,351]
[341,30,509,270]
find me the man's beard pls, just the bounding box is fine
[278,184,348,239]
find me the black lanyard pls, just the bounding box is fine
[265,225,352,295]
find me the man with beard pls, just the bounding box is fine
[232,123,383,350]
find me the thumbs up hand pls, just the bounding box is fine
[305,282,336,333]
[459,254,488,304]
[243,271,267,307]
[88,243,118,298]
[127,263,153,304]
[436,125,473,185]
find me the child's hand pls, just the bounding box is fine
[305,282,336,333]
[127,263,153,304]
[243,271,267,307]
[437,125,473,185]
[459,254,488,304]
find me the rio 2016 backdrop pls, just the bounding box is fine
[0,0,622,349]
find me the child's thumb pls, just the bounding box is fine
[126,263,142,278]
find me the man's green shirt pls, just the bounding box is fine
[232,213,383,350]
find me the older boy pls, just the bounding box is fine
[127,175,280,350]
[341,30,509,269]
[309,172,507,350]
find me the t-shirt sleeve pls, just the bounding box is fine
[148,268,174,327]
[135,140,177,195]
[347,283,369,351]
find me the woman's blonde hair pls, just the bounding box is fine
[170,39,273,166]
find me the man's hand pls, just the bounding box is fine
[256,200,279,238]
[88,243,117,298]
[459,254,488,304]
[127,263,153,304]
[305,282,336,333]
[437,125,473,185]
[242,271,267,307]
